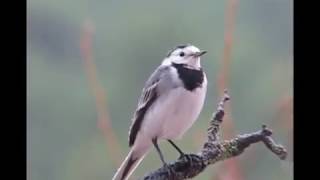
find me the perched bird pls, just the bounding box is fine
[112,44,207,180]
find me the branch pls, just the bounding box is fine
[80,20,123,166]
[143,90,287,180]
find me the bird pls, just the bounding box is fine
[112,44,207,180]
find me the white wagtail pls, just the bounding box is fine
[112,44,207,180]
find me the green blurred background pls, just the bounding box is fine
[27,0,293,180]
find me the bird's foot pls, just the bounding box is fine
[179,154,194,167]
[163,163,175,179]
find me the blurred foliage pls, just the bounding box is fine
[27,0,293,180]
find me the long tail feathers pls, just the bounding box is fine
[112,148,147,180]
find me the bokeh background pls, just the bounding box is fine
[27,0,293,180]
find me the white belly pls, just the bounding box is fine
[140,82,207,140]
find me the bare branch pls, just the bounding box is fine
[142,91,287,180]
[80,20,123,166]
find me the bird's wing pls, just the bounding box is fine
[128,65,170,147]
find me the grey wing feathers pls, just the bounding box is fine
[128,65,170,147]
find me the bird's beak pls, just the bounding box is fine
[193,51,207,57]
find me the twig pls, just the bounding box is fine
[217,0,241,179]
[80,19,122,166]
[142,90,287,180]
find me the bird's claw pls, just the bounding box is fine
[163,163,175,179]
[180,154,194,167]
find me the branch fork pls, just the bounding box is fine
[143,90,287,180]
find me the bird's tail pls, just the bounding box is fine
[112,144,151,180]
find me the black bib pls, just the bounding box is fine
[172,63,204,91]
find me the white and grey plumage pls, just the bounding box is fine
[112,44,207,180]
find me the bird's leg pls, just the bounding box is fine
[152,138,175,179]
[152,138,167,165]
[167,140,185,157]
[167,140,194,168]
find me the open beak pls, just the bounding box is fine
[193,51,207,57]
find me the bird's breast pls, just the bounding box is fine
[141,78,207,140]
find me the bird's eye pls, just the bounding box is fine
[179,52,185,57]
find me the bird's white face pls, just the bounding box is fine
[162,45,207,69]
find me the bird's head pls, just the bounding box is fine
[163,44,207,68]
